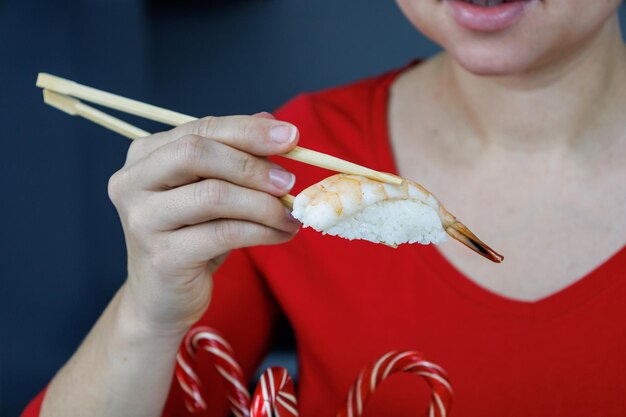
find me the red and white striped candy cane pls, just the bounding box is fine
[175,326,251,417]
[336,351,453,417]
[251,367,299,417]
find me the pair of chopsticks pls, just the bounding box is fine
[36,73,402,208]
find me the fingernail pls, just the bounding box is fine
[269,168,295,190]
[270,124,296,144]
[285,207,301,226]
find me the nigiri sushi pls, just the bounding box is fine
[292,174,503,263]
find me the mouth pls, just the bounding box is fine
[460,0,527,6]
[446,0,535,33]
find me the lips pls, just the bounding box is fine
[446,0,535,33]
[464,0,520,6]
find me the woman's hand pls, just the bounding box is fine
[107,113,301,336]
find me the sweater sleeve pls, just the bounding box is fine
[162,249,280,417]
[20,249,280,417]
[20,388,46,417]
[20,87,372,416]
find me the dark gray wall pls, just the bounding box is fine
[1,1,624,416]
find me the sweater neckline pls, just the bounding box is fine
[368,61,626,320]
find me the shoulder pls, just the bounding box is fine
[275,69,400,139]
[276,74,385,119]
[272,65,408,192]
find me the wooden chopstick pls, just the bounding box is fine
[43,90,150,139]
[42,89,296,209]
[36,73,403,186]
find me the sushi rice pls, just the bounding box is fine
[292,174,447,246]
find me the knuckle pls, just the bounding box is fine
[175,135,206,162]
[238,116,254,142]
[127,137,150,160]
[126,209,150,237]
[261,194,276,219]
[213,220,243,247]
[107,169,128,205]
[238,153,257,181]
[196,179,228,207]
[191,116,218,138]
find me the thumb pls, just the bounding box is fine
[252,111,276,120]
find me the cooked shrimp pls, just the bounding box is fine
[292,174,503,263]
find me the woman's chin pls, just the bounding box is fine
[454,57,523,77]
[446,45,541,77]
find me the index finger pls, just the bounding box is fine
[137,114,299,160]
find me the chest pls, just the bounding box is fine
[387,116,626,302]
[259,237,626,417]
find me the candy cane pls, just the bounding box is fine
[175,326,251,417]
[176,328,452,417]
[336,351,453,417]
[251,367,299,417]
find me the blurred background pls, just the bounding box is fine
[0,1,624,416]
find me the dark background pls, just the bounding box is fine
[1,1,624,416]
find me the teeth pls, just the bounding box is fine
[466,0,505,6]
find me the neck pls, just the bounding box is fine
[437,16,626,153]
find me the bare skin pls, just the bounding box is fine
[40,1,626,416]
[389,14,626,301]
[41,115,301,416]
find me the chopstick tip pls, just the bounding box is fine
[36,72,73,95]
[36,72,51,88]
[43,90,79,116]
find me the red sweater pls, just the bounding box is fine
[23,65,626,417]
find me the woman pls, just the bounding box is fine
[25,0,626,416]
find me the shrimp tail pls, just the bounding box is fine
[444,220,504,263]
